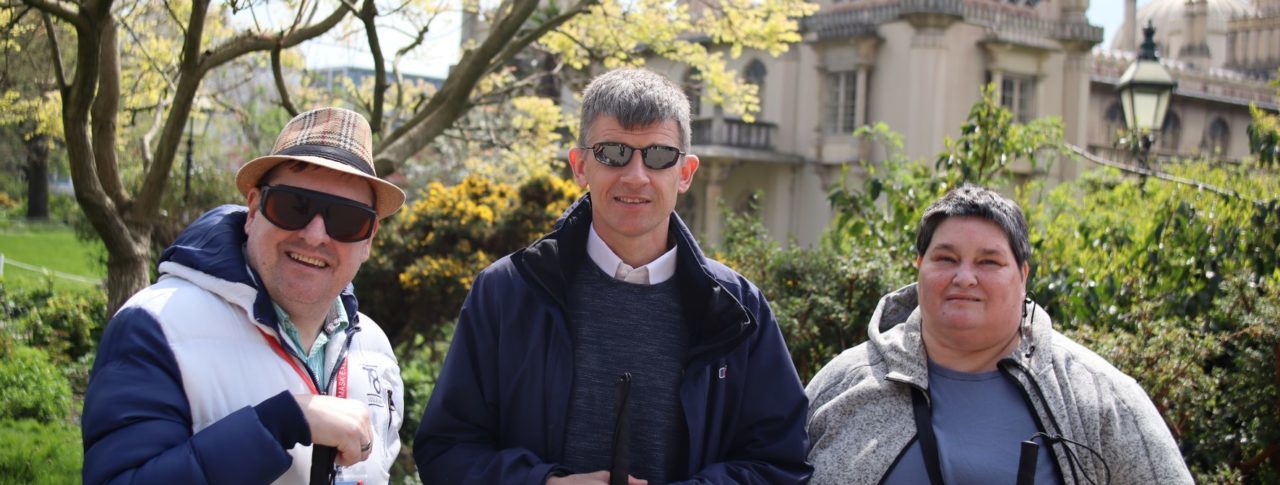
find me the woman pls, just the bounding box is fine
[805,184,1192,484]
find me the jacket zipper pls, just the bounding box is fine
[326,325,361,396]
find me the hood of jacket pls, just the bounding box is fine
[866,283,1055,390]
[157,204,361,328]
[512,194,754,361]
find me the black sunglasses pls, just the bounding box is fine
[586,142,685,170]
[258,184,377,243]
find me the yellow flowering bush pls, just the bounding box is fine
[355,173,582,346]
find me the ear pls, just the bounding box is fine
[915,255,924,270]
[677,154,699,193]
[358,221,377,263]
[1020,261,1030,282]
[244,188,262,231]
[568,146,589,188]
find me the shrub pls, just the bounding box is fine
[0,345,72,422]
[357,173,581,347]
[0,419,82,484]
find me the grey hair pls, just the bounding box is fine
[577,68,692,151]
[915,184,1032,267]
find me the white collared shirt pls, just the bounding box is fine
[586,224,677,285]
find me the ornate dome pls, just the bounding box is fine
[1108,0,1256,68]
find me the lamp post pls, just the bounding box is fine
[1116,20,1176,174]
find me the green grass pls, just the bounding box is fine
[0,224,104,292]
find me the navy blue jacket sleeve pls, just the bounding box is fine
[677,284,813,484]
[81,307,307,484]
[414,268,569,485]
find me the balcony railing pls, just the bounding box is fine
[803,0,1102,45]
[691,117,776,150]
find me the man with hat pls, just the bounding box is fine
[82,107,406,484]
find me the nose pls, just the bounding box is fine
[952,263,978,287]
[299,213,330,245]
[618,148,651,185]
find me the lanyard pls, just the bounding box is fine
[257,327,349,485]
[910,387,945,485]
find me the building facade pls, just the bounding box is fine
[640,0,1278,247]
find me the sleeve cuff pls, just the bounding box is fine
[254,390,312,449]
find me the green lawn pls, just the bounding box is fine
[0,224,104,292]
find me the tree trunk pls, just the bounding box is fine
[105,234,151,314]
[24,134,50,220]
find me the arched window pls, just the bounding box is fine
[1202,117,1230,155]
[1160,112,1181,151]
[684,68,703,117]
[745,59,767,98]
[1103,102,1125,145]
[744,60,767,119]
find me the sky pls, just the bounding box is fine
[280,0,1150,81]
[1087,0,1154,50]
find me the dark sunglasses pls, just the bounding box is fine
[258,184,377,243]
[586,142,685,170]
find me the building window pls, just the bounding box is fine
[684,68,703,117]
[1202,117,1230,155]
[1000,74,1036,123]
[1160,112,1182,151]
[745,59,767,117]
[825,71,857,135]
[745,60,766,93]
[1104,102,1125,145]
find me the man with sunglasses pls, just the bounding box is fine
[82,108,406,484]
[416,68,812,484]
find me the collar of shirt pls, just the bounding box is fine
[273,298,349,392]
[586,224,677,285]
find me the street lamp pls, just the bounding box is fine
[1116,20,1176,171]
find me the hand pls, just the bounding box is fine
[293,394,373,466]
[547,471,647,485]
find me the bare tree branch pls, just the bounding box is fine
[118,16,178,91]
[20,0,79,28]
[40,12,65,90]
[197,4,348,74]
[358,0,387,134]
[495,0,594,71]
[139,96,169,168]
[375,0,597,172]
[271,44,298,117]
[136,2,349,217]
[161,0,186,38]
[1067,144,1267,205]
[2,5,30,32]
[91,18,128,208]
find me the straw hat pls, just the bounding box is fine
[235,107,405,219]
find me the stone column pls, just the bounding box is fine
[1124,0,1138,52]
[701,160,735,247]
[904,12,956,160]
[852,36,880,136]
[989,69,1005,104]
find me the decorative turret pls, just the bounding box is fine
[1179,0,1213,67]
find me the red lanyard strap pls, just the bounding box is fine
[257,327,320,395]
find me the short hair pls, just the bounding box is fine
[578,68,692,151]
[915,184,1031,267]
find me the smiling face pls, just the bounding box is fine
[916,216,1029,355]
[569,115,699,261]
[244,164,376,314]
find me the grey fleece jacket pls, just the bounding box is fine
[805,284,1193,485]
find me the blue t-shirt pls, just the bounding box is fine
[882,361,1063,484]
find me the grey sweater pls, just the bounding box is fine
[562,263,688,483]
[805,284,1193,485]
